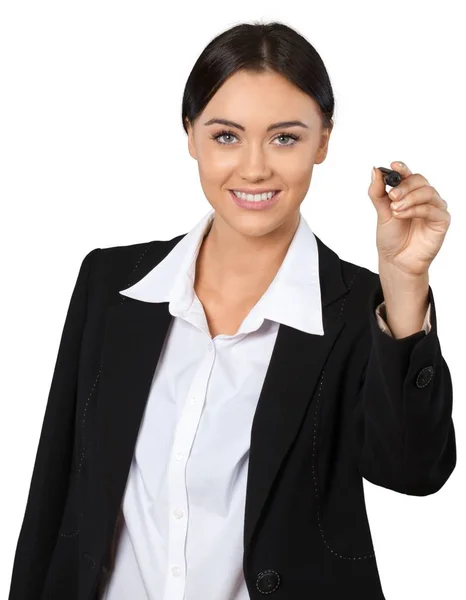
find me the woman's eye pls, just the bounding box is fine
[275,134,298,146]
[217,133,236,144]
[212,131,299,146]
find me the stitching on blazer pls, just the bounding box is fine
[77,367,102,477]
[311,265,376,560]
[119,242,154,305]
[59,242,154,538]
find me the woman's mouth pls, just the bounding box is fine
[228,189,281,211]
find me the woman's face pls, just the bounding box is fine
[186,69,333,239]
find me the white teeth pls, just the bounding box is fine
[232,190,277,202]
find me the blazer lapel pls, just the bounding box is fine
[96,298,174,523]
[243,237,349,556]
[91,234,349,570]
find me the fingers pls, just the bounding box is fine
[390,161,413,180]
[391,202,451,228]
[389,185,446,212]
[369,161,449,224]
[388,173,430,201]
[385,161,448,219]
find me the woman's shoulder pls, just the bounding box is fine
[314,233,380,297]
[84,232,187,304]
[97,231,184,272]
[340,256,380,290]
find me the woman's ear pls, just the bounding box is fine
[186,118,198,161]
[315,123,333,165]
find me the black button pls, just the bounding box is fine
[83,552,96,568]
[416,366,434,388]
[256,569,280,594]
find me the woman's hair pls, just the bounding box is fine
[181,20,335,134]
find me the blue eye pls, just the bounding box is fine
[210,129,301,146]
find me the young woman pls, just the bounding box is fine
[8,20,455,600]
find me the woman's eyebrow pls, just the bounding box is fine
[203,118,309,132]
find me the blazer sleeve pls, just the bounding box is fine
[8,247,100,600]
[354,279,456,496]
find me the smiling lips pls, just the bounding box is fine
[231,190,279,202]
[230,188,280,194]
[229,189,282,210]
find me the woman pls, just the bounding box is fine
[8,20,455,600]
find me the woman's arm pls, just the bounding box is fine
[8,247,100,600]
[354,280,456,496]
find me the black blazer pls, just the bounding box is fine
[8,232,456,600]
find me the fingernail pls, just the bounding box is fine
[371,167,376,182]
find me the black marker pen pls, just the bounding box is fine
[377,166,402,187]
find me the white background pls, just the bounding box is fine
[1,1,464,598]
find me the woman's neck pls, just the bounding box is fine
[194,212,300,298]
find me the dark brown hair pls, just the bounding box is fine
[181,20,335,134]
